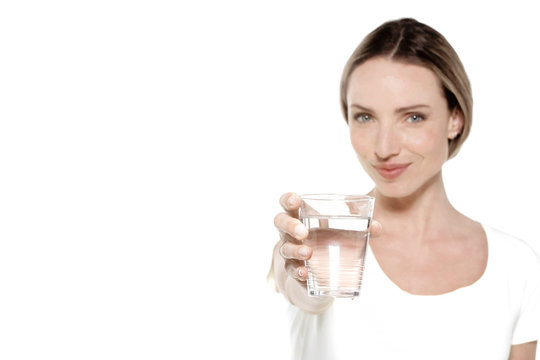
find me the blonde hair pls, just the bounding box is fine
[340,18,472,159]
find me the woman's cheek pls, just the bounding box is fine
[349,127,374,157]
[402,127,447,158]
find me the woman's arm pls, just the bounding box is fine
[509,341,537,360]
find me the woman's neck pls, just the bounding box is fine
[370,171,461,240]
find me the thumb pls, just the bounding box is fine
[369,219,382,238]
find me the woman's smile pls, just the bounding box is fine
[373,162,412,180]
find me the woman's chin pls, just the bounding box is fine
[372,173,442,200]
[373,182,415,199]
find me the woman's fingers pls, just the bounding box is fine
[285,259,309,281]
[280,235,311,282]
[274,212,308,240]
[275,194,311,284]
[279,238,312,260]
[279,192,302,217]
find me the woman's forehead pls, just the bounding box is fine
[347,57,444,108]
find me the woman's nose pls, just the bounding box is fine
[374,125,400,160]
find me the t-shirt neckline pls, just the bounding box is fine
[365,222,491,298]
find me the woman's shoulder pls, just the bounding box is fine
[482,223,540,270]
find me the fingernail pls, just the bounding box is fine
[294,224,308,238]
[299,246,309,258]
[298,268,305,277]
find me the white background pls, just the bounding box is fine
[1,1,539,359]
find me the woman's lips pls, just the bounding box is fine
[374,163,411,180]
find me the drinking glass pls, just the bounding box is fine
[299,194,375,298]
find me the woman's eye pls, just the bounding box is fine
[354,114,372,123]
[406,114,425,123]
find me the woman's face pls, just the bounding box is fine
[347,57,463,198]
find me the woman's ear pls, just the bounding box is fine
[447,108,464,140]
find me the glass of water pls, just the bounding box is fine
[299,194,375,298]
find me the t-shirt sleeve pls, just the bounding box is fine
[288,305,334,360]
[511,246,540,345]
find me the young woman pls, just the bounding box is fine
[271,18,540,359]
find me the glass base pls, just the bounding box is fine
[308,288,360,298]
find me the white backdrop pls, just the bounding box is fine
[1,1,539,359]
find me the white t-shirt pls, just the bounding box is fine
[288,225,540,360]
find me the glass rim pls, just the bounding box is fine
[299,193,374,202]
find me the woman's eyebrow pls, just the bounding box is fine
[349,104,374,112]
[350,104,431,113]
[395,104,431,113]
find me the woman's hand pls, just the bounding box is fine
[270,192,381,314]
[273,192,311,283]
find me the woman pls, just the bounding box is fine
[271,18,540,359]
